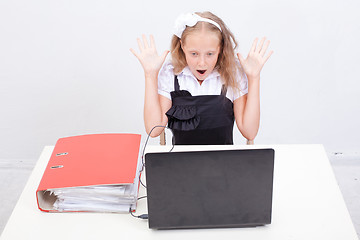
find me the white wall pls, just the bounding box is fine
[1,0,359,159]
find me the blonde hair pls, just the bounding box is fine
[171,11,242,91]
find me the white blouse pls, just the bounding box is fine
[158,61,248,102]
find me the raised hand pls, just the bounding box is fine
[130,35,169,77]
[237,37,273,79]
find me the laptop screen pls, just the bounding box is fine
[145,149,275,229]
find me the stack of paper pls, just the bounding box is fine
[36,133,142,213]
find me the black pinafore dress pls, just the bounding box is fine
[166,76,235,145]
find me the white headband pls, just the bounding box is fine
[173,13,222,38]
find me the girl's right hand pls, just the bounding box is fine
[130,35,169,77]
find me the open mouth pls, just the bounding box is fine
[197,70,206,75]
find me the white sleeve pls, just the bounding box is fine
[157,61,175,100]
[232,63,248,101]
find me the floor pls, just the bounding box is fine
[0,152,359,238]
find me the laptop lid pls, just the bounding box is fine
[145,148,275,229]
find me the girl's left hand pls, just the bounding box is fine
[237,37,273,79]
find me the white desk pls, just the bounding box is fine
[1,145,358,240]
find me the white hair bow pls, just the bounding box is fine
[173,13,222,38]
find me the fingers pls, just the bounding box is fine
[256,37,266,53]
[134,34,157,52]
[258,37,273,62]
[263,50,274,64]
[237,53,245,66]
[150,35,156,49]
[142,34,149,48]
[137,37,144,52]
[129,48,139,59]
[131,34,156,60]
[160,50,170,62]
[130,34,169,74]
[238,38,273,78]
[134,34,152,52]
[259,39,271,57]
[251,37,271,56]
[250,38,258,53]
[250,37,273,59]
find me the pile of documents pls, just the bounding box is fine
[36,133,142,213]
[49,159,141,212]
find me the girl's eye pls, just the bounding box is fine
[191,52,197,56]
[208,52,214,56]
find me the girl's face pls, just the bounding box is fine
[181,30,221,81]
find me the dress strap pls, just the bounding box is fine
[174,75,180,91]
[221,84,227,96]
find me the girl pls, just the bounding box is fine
[130,12,273,145]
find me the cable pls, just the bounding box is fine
[131,127,175,220]
[137,195,147,201]
[141,125,174,166]
[139,125,175,189]
[129,196,148,220]
[129,209,148,220]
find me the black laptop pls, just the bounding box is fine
[144,148,275,229]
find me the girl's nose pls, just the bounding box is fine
[199,55,206,66]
